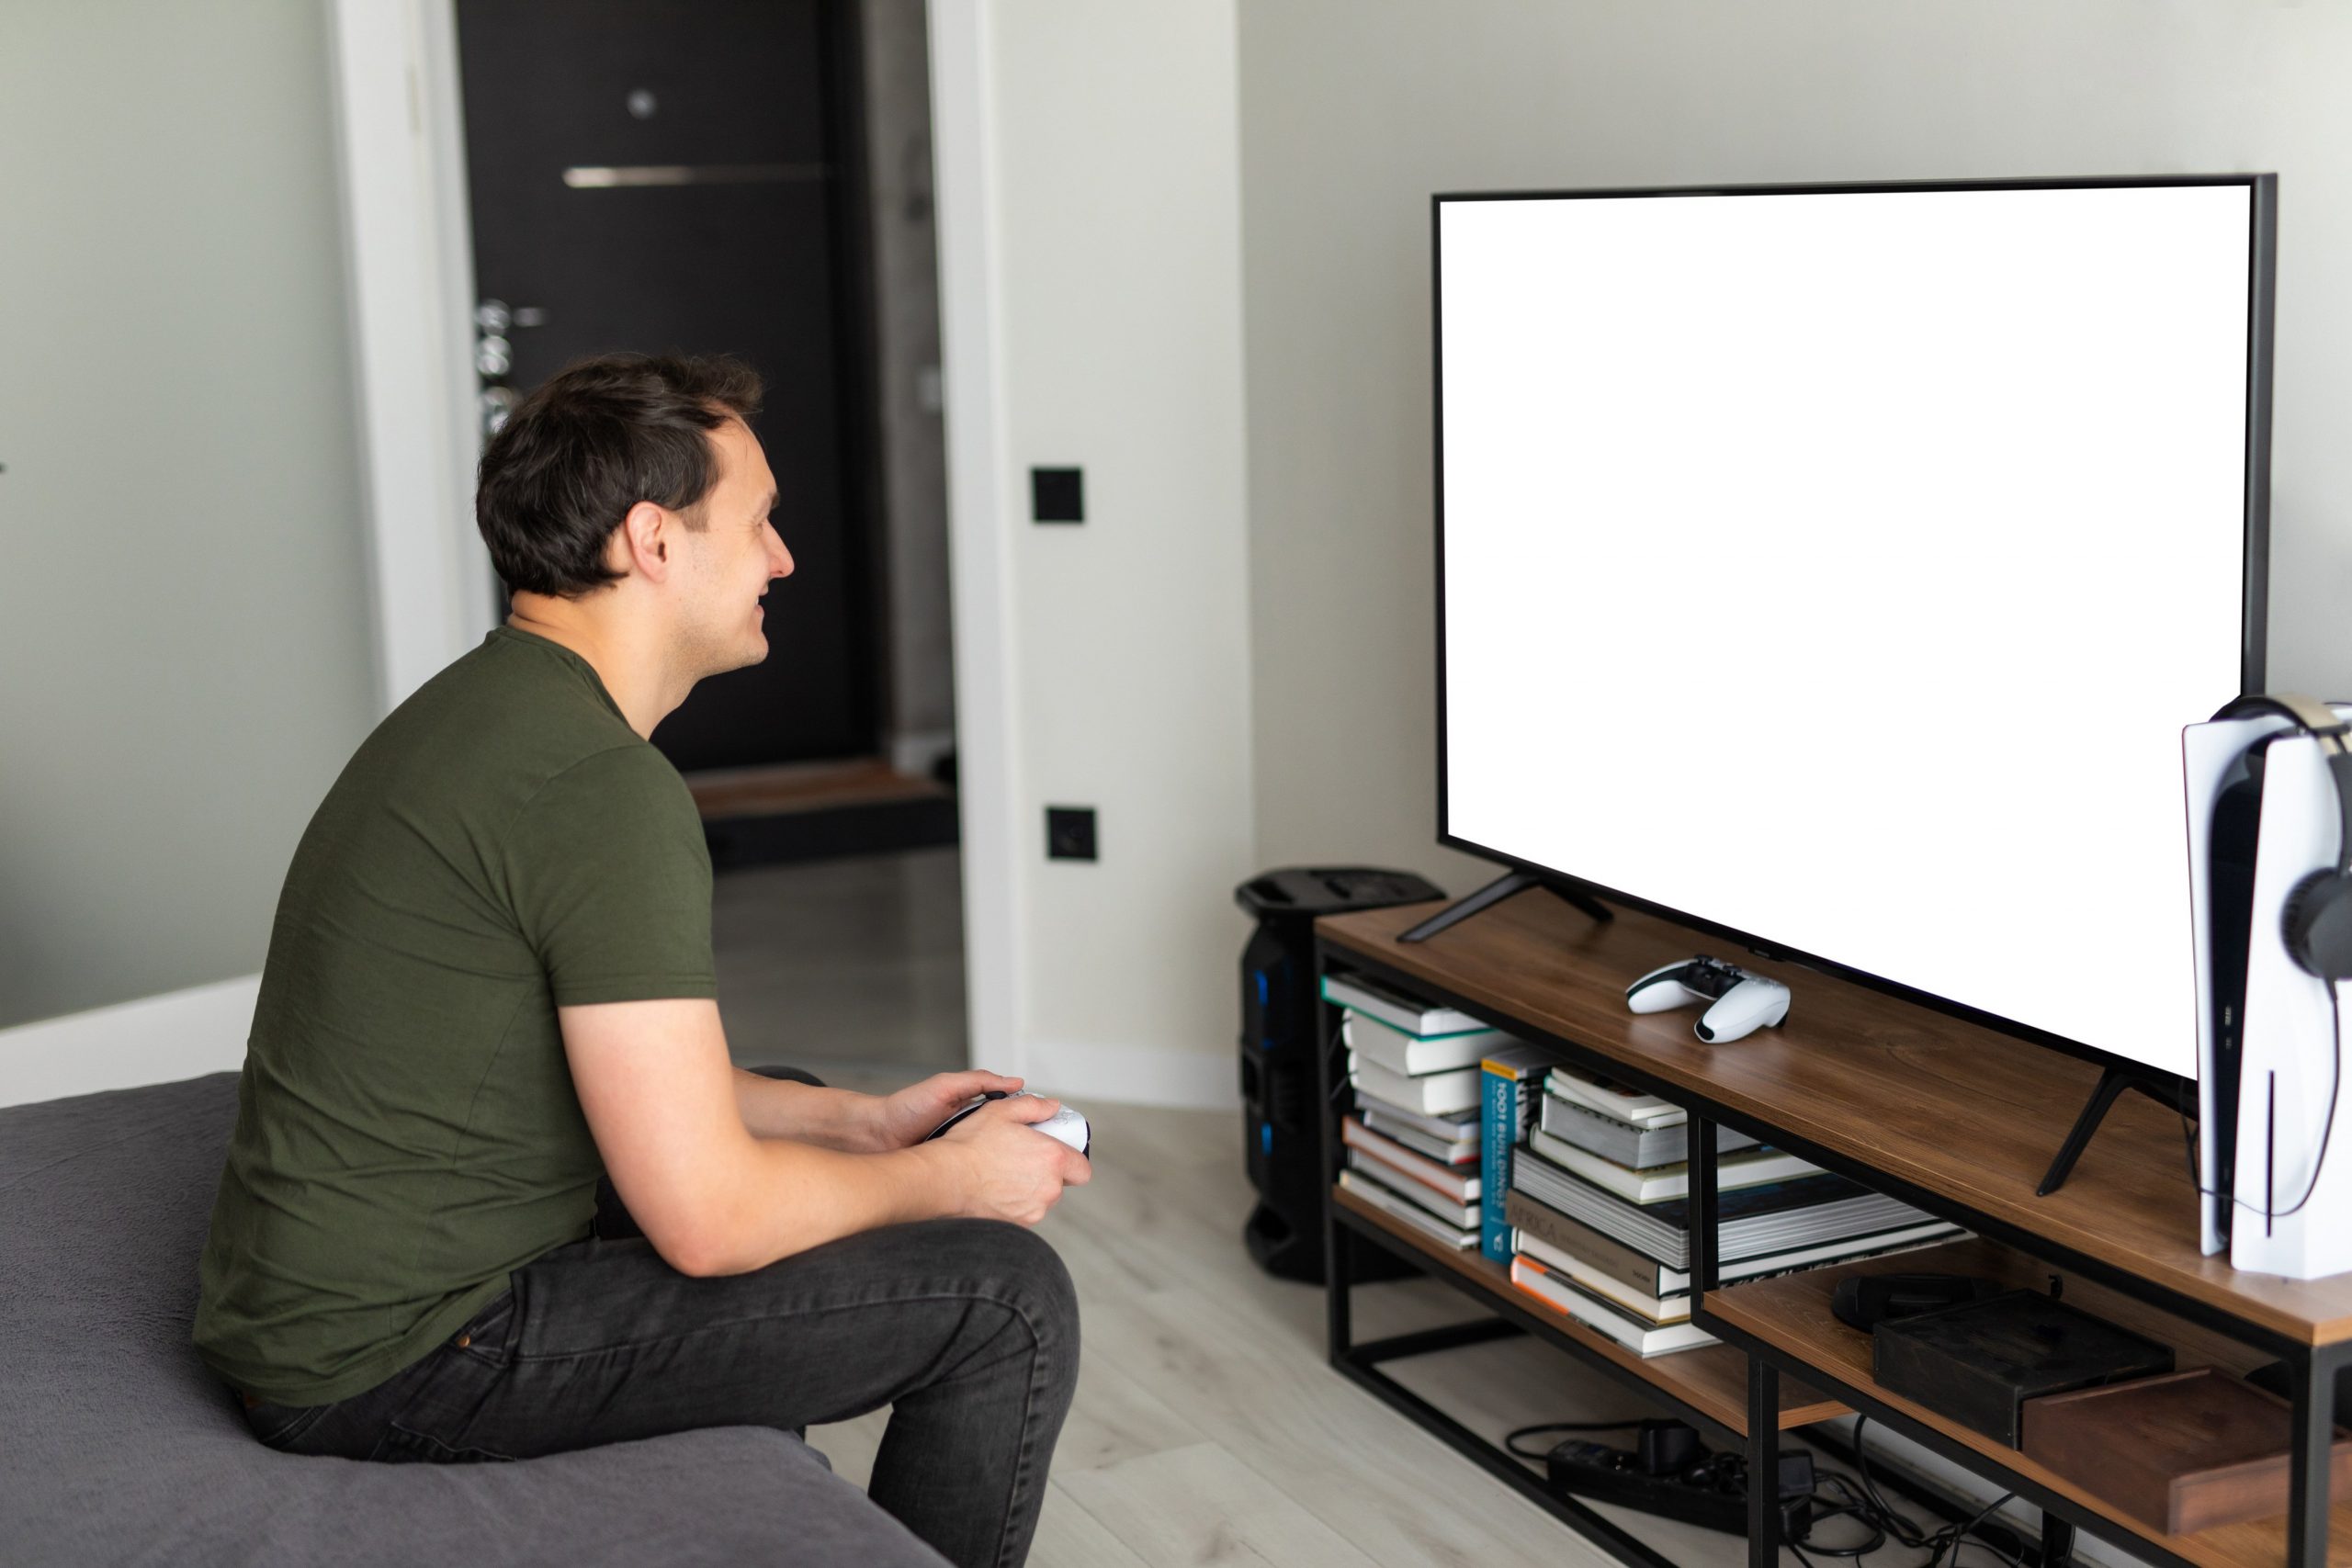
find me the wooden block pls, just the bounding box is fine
[2022,1368,2352,1536]
[1871,1289,2174,1446]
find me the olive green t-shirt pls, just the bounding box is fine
[193,627,717,1405]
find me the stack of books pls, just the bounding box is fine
[1325,971,1512,1251]
[1507,1064,1964,1357]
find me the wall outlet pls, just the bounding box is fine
[1031,466,1083,524]
[1046,806,1097,861]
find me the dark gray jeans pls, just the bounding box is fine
[241,1070,1080,1568]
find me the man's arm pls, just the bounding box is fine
[729,1068,892,1151]
[562,998,1088,1277]
[732,1065,1041,1153]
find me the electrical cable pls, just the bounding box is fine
[1501,1418,1647,1460]
[1513,1414,2032,1566]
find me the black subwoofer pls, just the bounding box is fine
[1236,866,1444,1282]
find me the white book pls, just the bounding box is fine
[1510,1255,1719,1356]
[1342,1117,1480,1203]
[1351,1089,1480,1143]
[1351,1055,1482,1116]
[1527,1126,1820,1204]
[1659,1220,1971,1294]
[1344,1010,1514,1075]
[1344,1150,1480,1226]
[1362,1108,1478,1166]
[1339,1170,1479,1250]
[1544,1064,1684,1128]
[1513,1231,1690,1323]
[1321,971,1488,1037]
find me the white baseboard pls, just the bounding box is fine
[0,974,257,1110]
[1023,1039,1239,1111]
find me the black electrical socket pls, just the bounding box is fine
[1031,467,1083,524]
[1046,807,1097,861]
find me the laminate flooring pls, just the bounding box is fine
[800,1072,1820,1568]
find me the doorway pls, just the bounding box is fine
[452,0,967,1076]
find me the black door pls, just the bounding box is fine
[458,0,879,773]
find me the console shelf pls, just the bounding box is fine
[1314,890,2352,1568]
[1705,1239,2352,1568]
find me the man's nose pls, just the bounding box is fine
[767,523,794,579]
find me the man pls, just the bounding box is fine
[195,354,1089,1568]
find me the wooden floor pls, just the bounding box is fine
[802,1081,1796,1568]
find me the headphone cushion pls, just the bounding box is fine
[2284,870,2352,980]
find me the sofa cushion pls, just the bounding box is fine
[0,1073,944,1567]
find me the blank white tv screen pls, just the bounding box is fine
[1439,182,2261,1079]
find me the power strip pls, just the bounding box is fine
[1544,1425,1815,1538]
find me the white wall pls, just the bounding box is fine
[1237,0,2352,886]
[935,0,1257,1108]
[0,2,379,1040]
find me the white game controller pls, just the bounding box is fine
[1625,955,1792,1043]
[925,1089,1091,1158]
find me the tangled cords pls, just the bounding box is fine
[1506,1416,2027,1567]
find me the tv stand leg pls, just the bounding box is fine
[1397,870,1611,944]
[1747,1357,1780,1567]
[2037,1065,2185,1197]
[2039,1514,2075,1567]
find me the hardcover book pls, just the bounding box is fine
[1479,1044,1554,1261]
[1526,1126,1818,1204]
[1509,1254,1719,1356]
[1344,1010,1515,1076]
[1537,1093,1757,1170]
[1320,972,1488,1037]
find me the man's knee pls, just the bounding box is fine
[939,1220,1079,1373]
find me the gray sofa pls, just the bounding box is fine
[0,1073,948,1567]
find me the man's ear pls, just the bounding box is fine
[613,500,673,582]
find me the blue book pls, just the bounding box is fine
[1479,1044,1554,1261]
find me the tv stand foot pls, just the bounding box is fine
[2038,1064,2188,1197]
[1397,870,1611,944]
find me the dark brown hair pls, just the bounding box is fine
[475,353,764,597]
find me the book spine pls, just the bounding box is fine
[1480,1065,1519,1261]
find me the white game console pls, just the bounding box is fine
[2186,700,2352,1279]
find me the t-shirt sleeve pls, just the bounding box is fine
[503,744,718,1007]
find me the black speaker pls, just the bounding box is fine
[1236,866,1445,1282]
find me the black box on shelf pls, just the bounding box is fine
[1871,1289,2175,1447]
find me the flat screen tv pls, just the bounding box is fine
[1435,176,2274,1083]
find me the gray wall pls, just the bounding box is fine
[0,2,377,1029]
[1238,0,2352,895]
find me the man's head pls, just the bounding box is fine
[477,353,791,682]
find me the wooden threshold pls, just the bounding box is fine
[685,757,949,821]
[1334,1184,1845,1437]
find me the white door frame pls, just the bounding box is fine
[322,0,1024,1079]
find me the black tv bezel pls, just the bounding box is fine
[1430,174,2277,1090]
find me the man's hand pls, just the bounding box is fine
[871,1068,1028,1149]
[930,1094,1093,1226]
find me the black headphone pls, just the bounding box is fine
[2216,694,2352,982]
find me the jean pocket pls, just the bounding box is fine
[451,1289,519,1366]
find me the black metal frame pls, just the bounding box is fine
[1318,933,2347,1567]
[1428,174,2278,1103]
